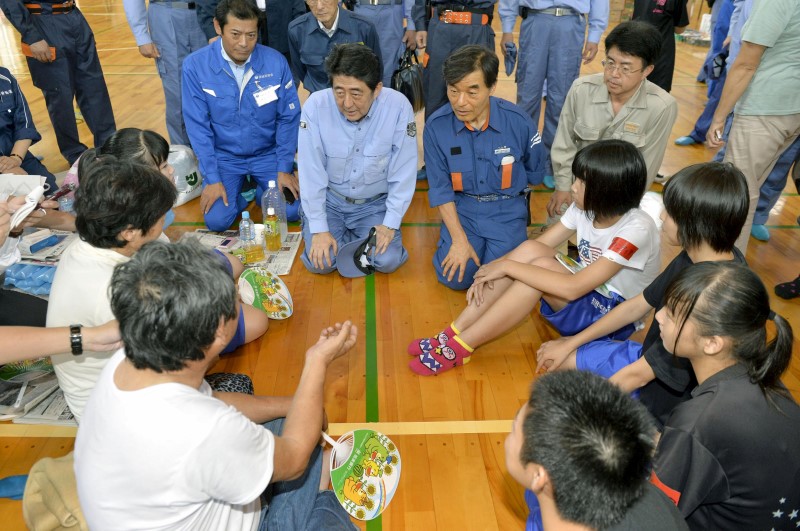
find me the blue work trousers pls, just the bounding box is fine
[25,9,116,164]
[148,3,208,146]
[433,194,528,291]
[299,192,408,274]
[256,418,356,530]
[687,67,726,143]
[516,13,585,175]
[203,155,279,231]
[753,136,800,225]
[423,15,494,120]
[353,4,406,88]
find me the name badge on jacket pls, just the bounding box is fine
[254,85,279,106]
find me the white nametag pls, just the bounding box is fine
[254,85,278,106]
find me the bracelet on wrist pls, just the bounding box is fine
[9,153,23,163]
[69,324,83,355]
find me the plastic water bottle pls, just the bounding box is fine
[239,211,264,263]
[261,180,287,243]
[264,207,281,252]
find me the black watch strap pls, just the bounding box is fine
[70,324,83,355]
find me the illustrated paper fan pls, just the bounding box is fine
[237,267,293,320]
[325,429,401,521]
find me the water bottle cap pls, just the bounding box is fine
[267,207,275,215]
[242,211,250,219]
[268,180,276,188]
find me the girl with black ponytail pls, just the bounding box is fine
[650,261,800,530]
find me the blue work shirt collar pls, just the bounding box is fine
[209,39,268,76]
[305,8,356,37]
[453,96,502,134]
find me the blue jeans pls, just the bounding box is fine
[257,418,356,530]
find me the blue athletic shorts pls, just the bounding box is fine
[540,290,634,340]
[576,339,643,379]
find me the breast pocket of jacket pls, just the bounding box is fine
[300,53,325,74]
[491,150,523,190]
[573,121,601,144]
[325,145,350,185]
[620,130,646,149]
[362,146,391,185]
[200,82,238,124]
[444,155,474,192]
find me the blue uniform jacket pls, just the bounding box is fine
[287,9,382,93]
[424,96,545,208]
[181,40,301,185]
[0,67,42,156]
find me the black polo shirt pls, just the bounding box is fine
[652,363,800,530]
[638,248,746,428]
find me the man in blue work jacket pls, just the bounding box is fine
[182,0,301,231]
[0,66,57,191]
[425,45,545,291]
[288,0,382,94]
[123,0,208,147]
[349,0,416,88]
[0,0,116,165]
[298,43,416,276]
[499,0,607,184]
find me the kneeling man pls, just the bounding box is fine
[75,240,358,530]
[298,43,417,277]
[425,45,546,291]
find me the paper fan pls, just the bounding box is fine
[237,267,293,320]
[324,429,401,520]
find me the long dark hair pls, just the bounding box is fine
[664,262,793,400]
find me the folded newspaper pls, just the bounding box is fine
[12,388,76,426]
[180,229,301,276]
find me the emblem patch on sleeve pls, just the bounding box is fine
[300,120,307,129]
[407,122,417,137]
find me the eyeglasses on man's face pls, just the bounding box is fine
[601,59,644,76]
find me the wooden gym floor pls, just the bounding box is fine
[1,2,799,529]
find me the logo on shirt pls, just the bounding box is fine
[407,122,416,137]
[285,80,293,89]
[494,146,511,155]
[0,89,11,97]
[299,120,307,129]
[578,238,602,264]
[530,132,541,148]
[623,122,641,134]
[609,237,639,260]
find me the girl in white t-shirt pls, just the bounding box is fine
[408,140,661,376]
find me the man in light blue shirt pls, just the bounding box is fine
[499,0,607,182]
[123,0,208,146]
[298,43,416,276]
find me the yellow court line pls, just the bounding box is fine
[0,419,512,438]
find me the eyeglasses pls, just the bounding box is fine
[601,60,644,75]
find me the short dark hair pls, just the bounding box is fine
[604,20,662,67]
[99,128,170,170]
[325,43,382,91]
[443,45,498,89]
[74,151,177,249]
[215,0,263,29]
[572,139,647,221]
[664,262,793,398]
[110,240,238,373]
[663,162,748,253]
[520,371,655,528]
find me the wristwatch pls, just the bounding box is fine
[69,324,83,355]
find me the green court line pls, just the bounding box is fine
[364,274,380,530]
[171,221,206,227]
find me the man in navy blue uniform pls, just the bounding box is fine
[412,0,496,120]
[288,0,382,94]
[425,45,545,290]
[0,0,116,165]
[0,66,57,191]
[182,0,301,231]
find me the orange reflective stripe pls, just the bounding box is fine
[650,472,681,505]
[422,52,429,68]
[501,163,512,189]
[481,14,489,25]
[451,172,463,192]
